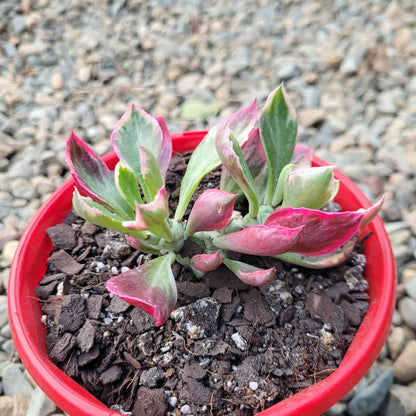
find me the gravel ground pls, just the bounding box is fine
[1,0,415,415]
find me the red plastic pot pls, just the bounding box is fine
[8,131,396,416]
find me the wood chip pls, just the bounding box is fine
[49,249,84,275]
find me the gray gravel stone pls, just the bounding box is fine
[404,279,416,302]
[139,367,165,388]
[347,368,394,415]
[398,297,416,331]
[394,340,416,383]
[381,383,416,416]
[26,386,56,416]
[2,363,34,397]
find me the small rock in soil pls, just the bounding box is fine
[171,297,221,339]
[139,367,164,388]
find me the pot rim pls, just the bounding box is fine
[8,131,396,416]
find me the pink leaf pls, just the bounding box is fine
[223,258,276,286]
[358,195,384,227]
[241,128,267,177]
[125,234,141,250]
[123,186,173,241]
[106,253,176,326]
[156,116,172,179]
[223,98,258,143]
[291,144,313,167]
[191,250,223,272]
[186,189,237,235]
[265,207,363,256]
[213,224,303,256]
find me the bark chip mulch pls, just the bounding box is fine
[37,154,369,416]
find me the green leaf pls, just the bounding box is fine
[281,166,336,209]
[260,84,297,204]
[175,100,258,221]
[115,162,143,209]
[271,163,295,207]
[138,145,164,201]
[72,189,146,239]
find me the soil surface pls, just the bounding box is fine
[38,154,369,416]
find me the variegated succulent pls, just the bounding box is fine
[65,85,383,326]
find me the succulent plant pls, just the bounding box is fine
[65,85,383,326]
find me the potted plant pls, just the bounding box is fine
[8,85,395,416]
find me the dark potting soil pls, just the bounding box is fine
[38,154,369,416]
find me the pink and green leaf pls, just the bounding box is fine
[156,116,172,180]
[72,189,146,239]
[111,103,163,180]
[213,224,303,256]
[222,258,276,286]
[186,189,237,236]
[124,234,163,255]
[220,127,266,193]
[175,100,257,221]
[191,250,223,272]
[123,187,173,242]
[277,237,358,269]
[281,166,337,209]
[106,253,177,326]
[215,128,259,217]
[265,206,364,256]
[260,84,297,204]
[65,130,132,217]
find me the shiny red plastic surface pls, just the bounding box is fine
[8,132,395,416]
